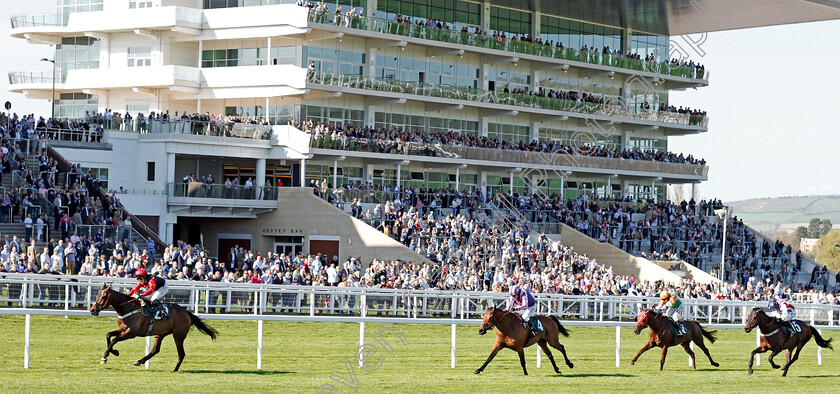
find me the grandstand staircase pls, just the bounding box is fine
[552,222,717,284]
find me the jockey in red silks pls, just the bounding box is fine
[129,268,169,313]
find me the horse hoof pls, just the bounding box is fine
[473,369,481,375]
[133,361,142,367]
[628,361,635,366]
[567,362,574,369]
[772,365,780,369]
[100,359,107,364]
[111,350,120,356]
[554,369,561,374]
[748,370,753,375]
[712,362,720,368]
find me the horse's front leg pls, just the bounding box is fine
[629,341,654,365]
[102,329,123,363]
[474,342,503,374]
[102,328,133,364]
[659,346,669,371]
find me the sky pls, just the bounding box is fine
[1,2,839,203]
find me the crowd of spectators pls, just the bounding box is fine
[300,120,707,165]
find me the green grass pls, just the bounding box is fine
[0,316,837,393]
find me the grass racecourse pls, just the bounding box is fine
[0,315,838,393]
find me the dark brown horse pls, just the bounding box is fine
[630,309,720,370]
[90,284,218,371]
[744,307,833,376]
[474,305,574,375]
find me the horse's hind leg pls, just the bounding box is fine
[134,335,165,367]
[693,337,719,368]
[546,333,574,368]
[782,344,805,377]
[681,343,696,369]
[516,348,528,376]
[538,339,561,374]
[173,332,187,372]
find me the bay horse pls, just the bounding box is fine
[744,307,833,376]
[474,304,574,375]
[90,284,218,371]
[630,309,720,370]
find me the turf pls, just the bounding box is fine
[0,315,837,393]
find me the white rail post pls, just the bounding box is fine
[451,324,456,368]
[310,291,315,317]
[24,314,31,369]
[817,329,822,366]
[64,284,70,319]
[145,337,151,369]
[536,343,541,368]
[257,319,264,370]
[359,294,366,368]
[615,325,620,367]
[755,331,760,366]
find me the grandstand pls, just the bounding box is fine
[3,0,838,298]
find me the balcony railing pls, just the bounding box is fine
[106,118,273,140]
[307,10,708,81]
[10,14,64,28]
[8,71,60,85]
[310,136,709,177]
[167,182,278,201]
[307,71,709,127]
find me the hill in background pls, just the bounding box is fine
[726,195,840,233]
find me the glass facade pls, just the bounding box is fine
[56,37,100,82]
[630,33,668,61]
[490,6,531,36]
[55,93,98,119]
[224,104,296,124]
[629,137,667,153]
[304,105,365,127]
[377,0,480,29]
[540,15,622,51]
[305,46,365,75]
[204,0,364,9]
[487,123,529,143]
[58,0,104,24]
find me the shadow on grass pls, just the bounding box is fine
[796,375,838,379]
[181,370,295,375]
[551,373,635,378]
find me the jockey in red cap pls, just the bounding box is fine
[128,267,169,316]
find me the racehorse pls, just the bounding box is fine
[744,307,833,376]
[474,302,574,375]
[90,284,218,371]
[630,308,720,370]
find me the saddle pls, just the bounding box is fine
[667,318,687,337]
[526,317,544,338]
[140,302,170,321]
[778,319,802,338]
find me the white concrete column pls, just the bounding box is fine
[651,179,656,202]
[396,163,401,190]
[165,221,174,244]
[197,99,202,114]
[481,1,491,32]
[267,37,272,65]
[265,97,271,123]
[366,0,377,18]
[560,175,565,200]
[166,153,176,184]
[198,40,203,68]
[256,158,266,189]
[334,160,339,189]
[455,167,460,191]
[300,159,307,187]
[509,172,514,193]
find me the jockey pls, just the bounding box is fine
[506,278,538,337]
[655,290,685,335]
[129,268,169,313]
[767,297,796,337]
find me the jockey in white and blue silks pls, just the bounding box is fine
[506,279,537,328]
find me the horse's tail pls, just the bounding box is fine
[550,315,570,337]
[187,311,218,340]
[700,325,717,344]
[810,325,834,350]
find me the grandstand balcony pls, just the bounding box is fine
[302,8,709,89]
[9,64,307,101]
[165,182,278,218]
[305,71,708,135]
[10,6,203,44]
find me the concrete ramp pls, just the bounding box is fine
[557,223,684,284]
